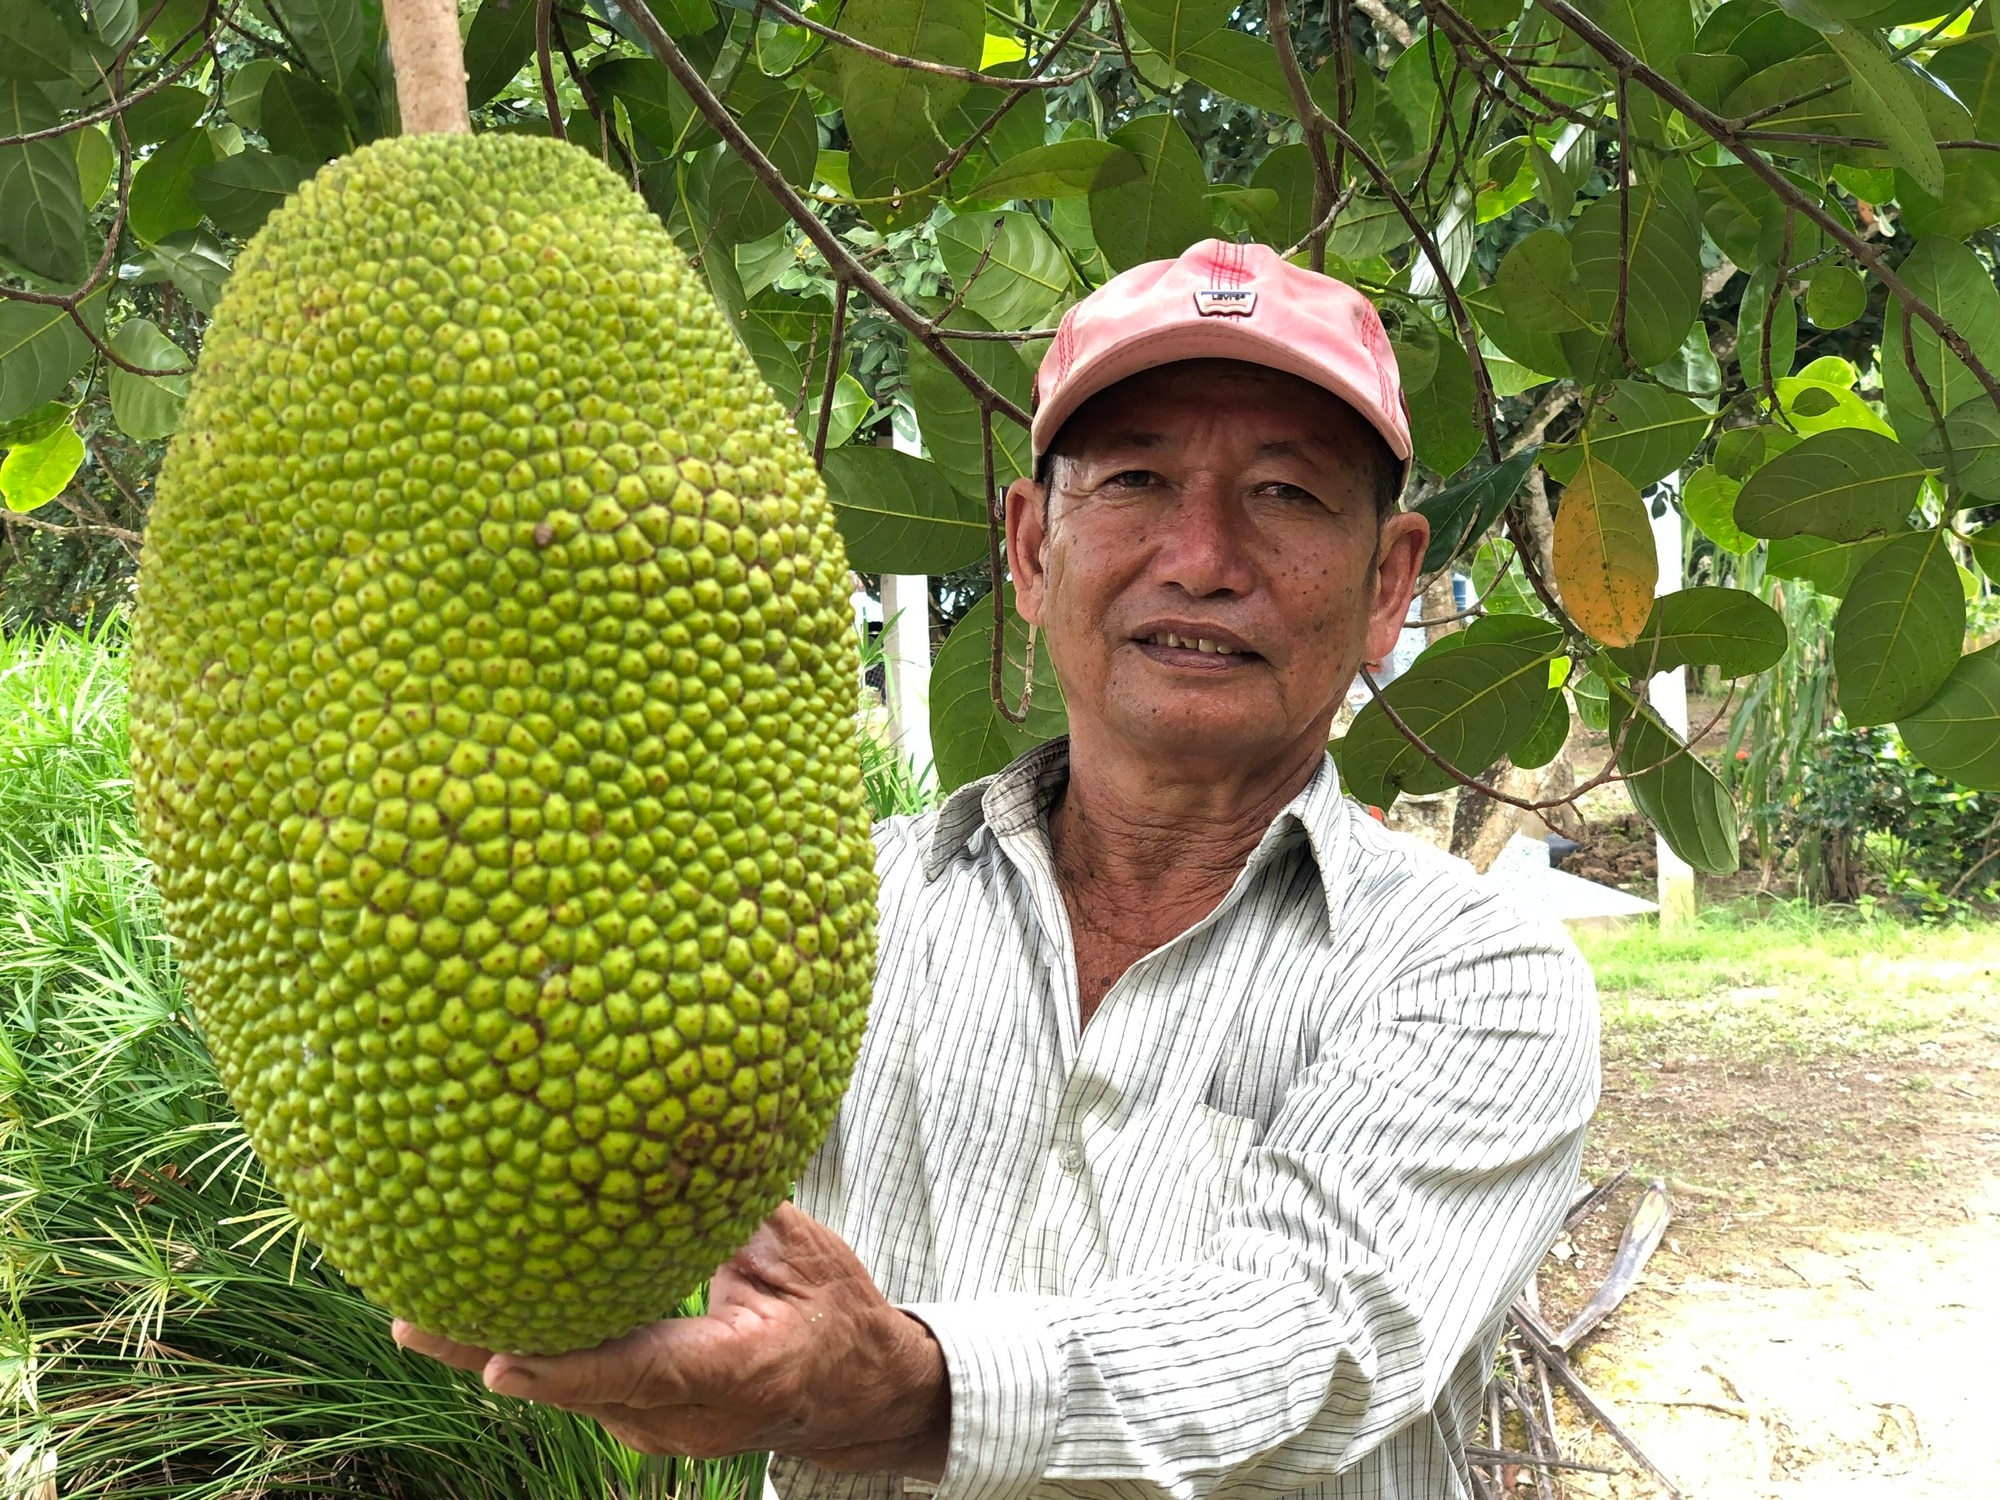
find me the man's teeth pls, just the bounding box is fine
[1147,633,1240,654]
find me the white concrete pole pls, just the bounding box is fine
[1650,497,1696,928]
[880,427,933,784]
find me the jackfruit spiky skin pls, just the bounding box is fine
[129,133,876,1354]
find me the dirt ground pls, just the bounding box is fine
[1532,1028,2000,1497]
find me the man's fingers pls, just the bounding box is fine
[392,1319,497,1374]
[484,1313,733,1407]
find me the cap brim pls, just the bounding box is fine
[1029,321,1415,464]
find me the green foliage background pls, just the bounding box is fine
[4,0,2000,863]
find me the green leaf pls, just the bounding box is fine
[1681,465,1754,554]
[1337,640,1557,808]
[1571,0,1697,78]
[225,57,282,131]
[1543,382,1711,490]
[591,57,710,155]
[0,0,84,83]
[260,67,348,165]
[1918,395,2000,501]
[144,230,231,315]
[1882,235,2000,449]
[1832,526,1966,724]
[268,0,372,94]
[935,210,1071,330]
[1898,646,2000,790]
[822,445,986,573]
[700,86,817,244]
[1568,170,1704,369]
[0,79,89,283]
[1614,687,1740,874]
[1767,532,1890,596]
[192,149,309,238]
[465,0,539,108]
[0,290,100,424]
[1511,687,1570,770]
[1177,28,1296,117]
[1464,283,1572,384]
[1824,23,1944,198]
[129,127,219,244]
[1236,142,1310,250]
[1493,228,1587,332]
[1969,523,2000,582]
[1733,427,1929,541]
[929,587,1067,792]
[967,140,1141,201]
[1403,327,1481,479]
[815,373,871,453]
[1553,455,1658,648]
[0,399,67,447]
[1121,0,1231,73]
[1606,587,1790,678]
[835,0,983,171]
[121,83,208,145]
[0,419,81,512]
[74,124,111,209]
[1806,262,1867,328]
[1773,367,1893,438]
[1737,260,1798,391]
[1088,112,1210,274]
[107,318,190,440]
[1324,196,1413,262]
[1412,447,1538,574]
[906,326,1033,501]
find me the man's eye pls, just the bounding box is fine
[1106,470,1159,488]
[1260,482,1319,502]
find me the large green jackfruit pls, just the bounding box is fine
[130,133,876,1355]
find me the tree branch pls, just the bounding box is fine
[759,0,1089,86]
[1268,0,1337,271]
[1533,0,2000,415]
[618,0,1031,427]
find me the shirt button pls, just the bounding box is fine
[1058,1142,1085,1173]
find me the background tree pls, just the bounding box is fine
[2,0,1998,872]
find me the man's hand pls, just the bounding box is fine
[392,1204,951,1479]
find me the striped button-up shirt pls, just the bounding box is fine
[774,738,1598,1500]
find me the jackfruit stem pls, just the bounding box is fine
[384,0,472,135]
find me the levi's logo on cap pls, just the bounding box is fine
[1192,289,1257,317]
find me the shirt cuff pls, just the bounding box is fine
[897,1297,1063,1500]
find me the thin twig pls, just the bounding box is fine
[1268,0,1337,272]
[812,283,848,468]
[0,0,216,147]
[759,0,1089,86]
[535,0,566,141]
[618,0,1030,427]
[1534,0,2000,415]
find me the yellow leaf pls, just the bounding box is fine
[1553,455,1657,647]
[980,32,1028,67]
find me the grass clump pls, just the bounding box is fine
[0,627,767,1499]
[1576,897,2000,1063]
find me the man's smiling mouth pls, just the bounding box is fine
[1134,626,1262,663]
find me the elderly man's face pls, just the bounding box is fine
[1007,360,1429,776]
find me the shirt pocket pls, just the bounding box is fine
[1181,1102,1262,1250]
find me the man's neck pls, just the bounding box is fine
[1044,728,1326,1024]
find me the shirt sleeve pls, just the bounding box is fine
[897,906,1599,1500]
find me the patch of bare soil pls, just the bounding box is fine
[1529,1033,2000,1497]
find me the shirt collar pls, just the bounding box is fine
[920,737,1353,936]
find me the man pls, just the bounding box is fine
[399,240,1600,1499]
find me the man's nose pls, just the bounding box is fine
[1151,477,1257,598]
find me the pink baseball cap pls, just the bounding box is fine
[1031,239,1413,472]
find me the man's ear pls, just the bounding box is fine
[1004,477,1051,626]
[1362,510,1430,665]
